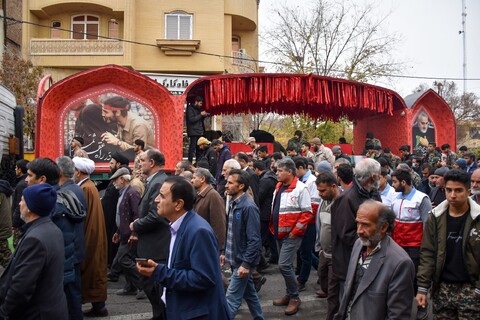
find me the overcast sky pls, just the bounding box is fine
[258,0,480,98]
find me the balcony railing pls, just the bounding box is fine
[232,50,256,73]
[30,39,124,56]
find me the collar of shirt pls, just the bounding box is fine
[402,187,417,201]
[77,177,89,186]
[118,184,128,196]
[169,211,188,237]
[380,183,391,196]
[301,169,312,183]
[360,240,382,261]
[146,171,159,184]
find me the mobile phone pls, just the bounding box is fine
[135,258,149,267]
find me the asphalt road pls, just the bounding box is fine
[87,263,328,319]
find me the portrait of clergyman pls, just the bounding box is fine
[63,94,155,163]
[412,110,435,155]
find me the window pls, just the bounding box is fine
[165,12,192,40]
[51,21,61,38]
[108,19,119,39]
[71,15,99,40]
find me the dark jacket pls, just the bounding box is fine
[116,185,141,243]
[200,146,218,178]
[0,217,68,319]
[11,175,27,228]
[331,178,381,281]
[152,210,231,320]
[215,144,232,182]
[186,104,205,137]
[225,194,261,269]
[101,179,119,264]
[51,187,86,284]
[60,180,87,264]
[258,170,277,221]
[133,170,170,262]
[245,167,260,206]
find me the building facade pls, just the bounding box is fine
[22,0,259,81]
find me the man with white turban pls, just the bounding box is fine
[72,157,109,317]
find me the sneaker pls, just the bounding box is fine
[116,288,138,296]
[136,290,147,300]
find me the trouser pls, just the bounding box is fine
[142,276,166,320]
[188,136,201,163]
[260,221,278,263]
[433,282,480,320]
[297,224,316,284]
[65,264,83,320]
[226,267,264,320]
[0,239,11,267]
[402,246,420,295]
[318,251,340,320]
[277,237,302,298]
[113,241,143,291]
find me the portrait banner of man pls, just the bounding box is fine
[412,110,435,155]
[63,93,156,163]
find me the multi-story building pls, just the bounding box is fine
[22,0,259,81]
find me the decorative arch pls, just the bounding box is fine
[36,64,184,172]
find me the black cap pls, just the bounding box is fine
[111,152,129,166]
[73,136,84,145]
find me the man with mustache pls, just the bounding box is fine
[334,200,415,320]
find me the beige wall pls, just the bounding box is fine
[23,0,258,77]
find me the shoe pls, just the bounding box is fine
[254,276,267,292]
[136,290,147,300]
[297,280,306,292]
[273,295,290,306]
[285,298,301,315]
[116,288,138,296]
[315,289,327,298]
[416,307,428,320]
[83,308,108,317]
[107,273,119,282]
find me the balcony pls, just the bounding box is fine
[30,39,124,56]
[231,50,256,73]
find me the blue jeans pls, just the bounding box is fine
[65,264,82,320]
[297,224,316,284]
[277,237,303,298]
[226,267,264,320]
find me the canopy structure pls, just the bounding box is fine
[185,73,407,120]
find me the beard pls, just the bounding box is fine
[359,230,383,248]
[471,187,480,196]
[313,145,319,152]
[372,179,380,191]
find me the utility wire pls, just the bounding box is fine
[2,14,480,81]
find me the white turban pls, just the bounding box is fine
[72,157,95,175]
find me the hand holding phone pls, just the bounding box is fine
[135,258,150,267]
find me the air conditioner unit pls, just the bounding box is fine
[239,48,246,54]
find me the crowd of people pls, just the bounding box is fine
[0,116,479,320]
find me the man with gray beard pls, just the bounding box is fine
[331,158,382,298]
[334,201,415,320]
[471,168,480,205]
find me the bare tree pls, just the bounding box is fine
[433,80,480,121]
[261,0,402,82]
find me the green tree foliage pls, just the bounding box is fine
[0,53,44,144]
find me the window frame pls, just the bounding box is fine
[164,11,193,40]
[71,14,100,40]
